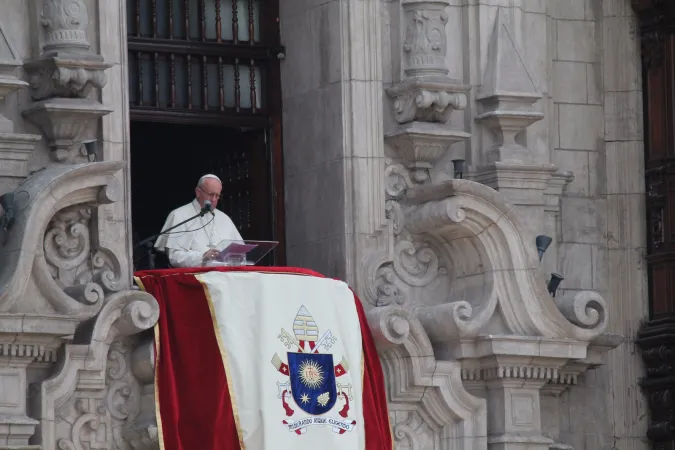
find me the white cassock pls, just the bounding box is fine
[154,199,243,268]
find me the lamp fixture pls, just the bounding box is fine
[82,140,97,162]
[0,192,15,245]
[452,158,465,179]
[547,272,564,297]
[535,235,552,262]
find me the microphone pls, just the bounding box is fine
[202,200,215,216]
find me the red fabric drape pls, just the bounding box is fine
[135,266,392,450]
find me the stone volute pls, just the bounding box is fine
[0,162,160,448]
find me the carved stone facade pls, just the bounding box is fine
[0,1,649,450]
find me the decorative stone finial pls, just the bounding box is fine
[475,9,543,164]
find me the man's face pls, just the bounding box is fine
[195,178,222,209]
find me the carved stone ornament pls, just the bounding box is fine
[41,0,90,52]
[23,0,112,101]
[0,161,126,320]
[362,156,616,449]
[386,77,469,124]
[44,206,122,306]
[22,98,113,162]
[385,122,470,183]
[367,306,487,450]
[31,289,160,450]
[401,0,451,77]
[367,168,610,343]
[25,56,111,101]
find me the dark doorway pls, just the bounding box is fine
[130,121,274,268]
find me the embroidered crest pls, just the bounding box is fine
[271,306,357,435]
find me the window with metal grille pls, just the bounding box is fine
[126,0,281,126]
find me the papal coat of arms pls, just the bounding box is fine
[271,306,357,435]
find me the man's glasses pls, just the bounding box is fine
[198,186,221,200]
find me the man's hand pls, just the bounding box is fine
[202,249,219,262]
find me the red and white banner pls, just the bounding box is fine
[135,266,392,450]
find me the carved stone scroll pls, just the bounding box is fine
[0,162,126,320]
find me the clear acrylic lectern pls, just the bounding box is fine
[203,239,279,267]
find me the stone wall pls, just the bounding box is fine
[553,1,648,449]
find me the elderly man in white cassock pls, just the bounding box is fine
[154,174,243,268]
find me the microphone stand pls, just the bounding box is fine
[134,207,212,270]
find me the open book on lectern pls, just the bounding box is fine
[203,239,279,267]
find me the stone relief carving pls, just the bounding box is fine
[367,305,487,450]
[372,163,610,342]
[401,1,449,77]
[391,411,434,449]
[51,336,156,450]
[0,162,126,319]
[44,206,122,307]
[27,0,109,100]
[40,0,91,53]
[31,289,160,450]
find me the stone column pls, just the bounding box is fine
[22,0,112,163]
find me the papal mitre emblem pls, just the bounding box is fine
[293,306,319,343]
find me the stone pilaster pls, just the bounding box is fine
[0,20,41,179]
[472,8,571,242]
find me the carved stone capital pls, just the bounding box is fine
[385,122,470,183]
[386,77,469,124]
[22,98,112,162]
[24,56,111,101]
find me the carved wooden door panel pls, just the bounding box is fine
[634,1,675,447]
